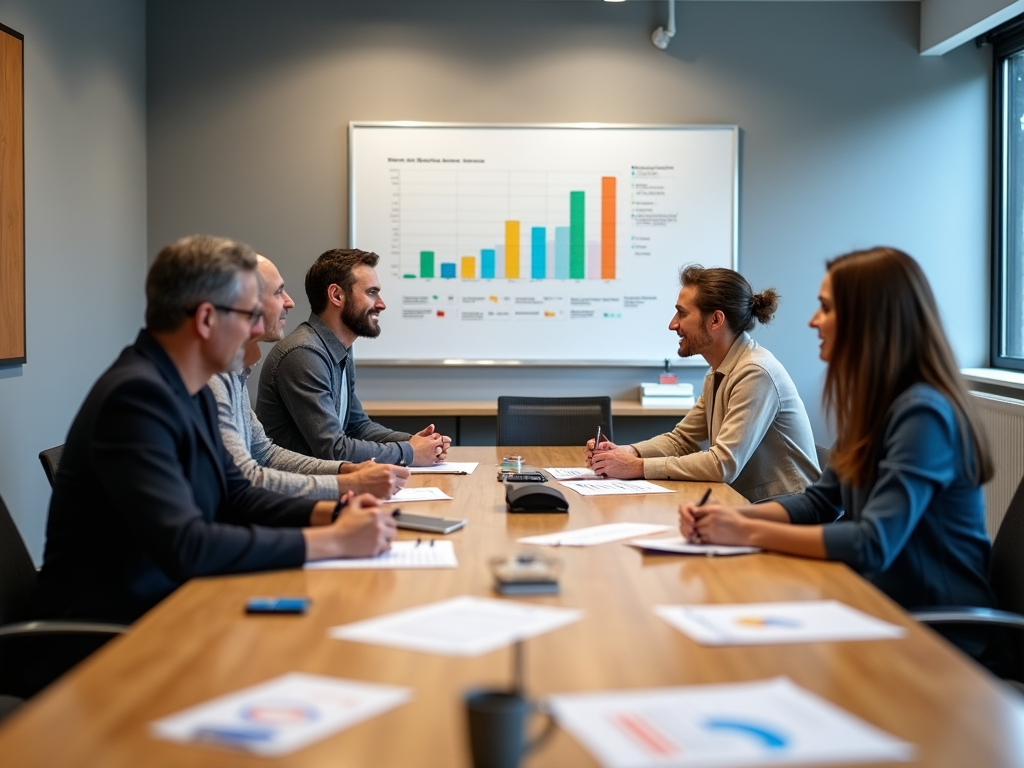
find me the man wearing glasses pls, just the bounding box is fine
[33,235,396,626]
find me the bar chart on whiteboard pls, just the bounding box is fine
[349,124,737,364]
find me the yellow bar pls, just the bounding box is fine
[505,221,520,278]
[461,255,476,279]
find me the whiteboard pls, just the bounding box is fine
[349,123,738,366]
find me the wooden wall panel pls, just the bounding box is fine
[0,24,23,365]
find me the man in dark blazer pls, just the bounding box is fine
[32,235,396,625]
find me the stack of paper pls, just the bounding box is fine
[547,677,914,768]
[654,600,907,646]
[639,382,695,409]
[151,673,410,756]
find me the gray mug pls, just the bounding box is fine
[464,688,555,768]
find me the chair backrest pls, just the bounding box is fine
[815,444,832,470]
[992,475,1024,620]
[497,396,613,446]
[38,444,64,488]
[0,492,38,626]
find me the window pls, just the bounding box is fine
[991,18,1024,369]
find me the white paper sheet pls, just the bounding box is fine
[151,673,410,756]
[384,486,452,502]
[629,537,760,557]
[519,523,673,547]
[654,600,906,646]
[558,479,674,496]
[304,540,457,570]
[544,467,599,480]
[547,676,914,768]
[329,595,582,656]
[408,462,479,474]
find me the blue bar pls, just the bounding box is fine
[531,227,546,279]
[440,263,456,279]
[555,227,570,279]
[481,248,496,279]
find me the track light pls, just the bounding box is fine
[652,0,676,50]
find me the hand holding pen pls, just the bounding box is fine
[679,488,712,543]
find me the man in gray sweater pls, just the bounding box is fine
[209,254,409,500]
[257,249,450,466]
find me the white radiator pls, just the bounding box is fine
[972,392,1024,537]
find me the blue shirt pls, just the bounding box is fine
[779,383,995,613]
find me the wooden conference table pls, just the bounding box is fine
[1,447,1023,767]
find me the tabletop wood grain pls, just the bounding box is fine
[1,446,1021,767]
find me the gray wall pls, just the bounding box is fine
[146,0,991,451]
[0,0,147,561]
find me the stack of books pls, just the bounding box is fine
[639,382,695,409]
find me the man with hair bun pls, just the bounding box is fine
[587,265,819,502]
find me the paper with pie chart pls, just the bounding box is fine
[547,677,914,768]
[150,673,410,756]
[654,600,906,646]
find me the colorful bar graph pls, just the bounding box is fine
[602,176,616,279]
[570,191,585,279]
[531,227,546,279]
[505,221,520,278]
[420,251,435,278]
[408,174,617,281]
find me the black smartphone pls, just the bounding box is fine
[245,596,310,614]
[499,472,548,483]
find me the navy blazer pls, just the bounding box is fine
[33,330,310,624]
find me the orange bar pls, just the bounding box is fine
[601,176,616,279]
[461,256,476,279]
[505,221,520,278]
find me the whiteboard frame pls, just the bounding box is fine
[349,122,739,367]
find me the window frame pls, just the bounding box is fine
[990,18,1024,371]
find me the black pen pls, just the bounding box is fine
[391,508,402,518]
[696,488,712,507]
[331,495,350,522]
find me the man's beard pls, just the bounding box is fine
[678,322,712,358]
[342,301,381,339]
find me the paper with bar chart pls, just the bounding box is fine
[349,124,737,363]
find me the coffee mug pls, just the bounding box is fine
[464,688,554,768]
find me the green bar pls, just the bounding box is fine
[403,274,416,279]
[570,191,585,279]
[420,251,435,278]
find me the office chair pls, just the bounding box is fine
[0,490,127,713]
[497,396,613,446]
[38,444,64,488]
[911,471,1024,692]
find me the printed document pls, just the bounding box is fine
[547,676,913,768]
[329,595,581,656]
[629,537,760,557]
[654,600,906,646]
[519,523,673,547]
[545,467,599,480]
[385,486,452,502]
[409,462,479,474]
[305,540,457,570]
[151,673,410,756]
[559,479,674,496]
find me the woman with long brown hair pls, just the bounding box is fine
[680,247,998,660]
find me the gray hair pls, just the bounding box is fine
[145,235,257,332]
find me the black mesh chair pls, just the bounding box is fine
[912,472,1024,692]
[497,396,613,446]
[38,444,64,488]
[0,490,127,713]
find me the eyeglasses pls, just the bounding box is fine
[187,303,265,328]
